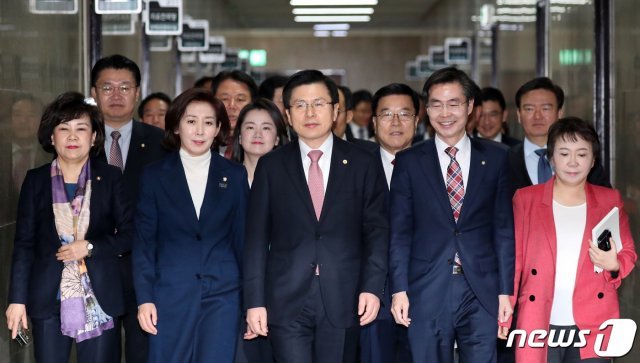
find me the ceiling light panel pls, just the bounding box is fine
[295,15,371,22]
[291,0,378,5]
[293,8,375,15]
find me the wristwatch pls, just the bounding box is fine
[86,241,94,258]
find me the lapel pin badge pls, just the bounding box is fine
[219,176,228,188]
[481,160,486,165]
[96,176,101,181]
[141,143,146,148]
[343,159,348,165]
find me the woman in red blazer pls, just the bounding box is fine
[510,117,637,363]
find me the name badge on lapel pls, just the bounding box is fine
[219,176,228,189]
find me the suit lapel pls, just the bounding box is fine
[283,141,317,221]
[457,139,487,224]
[198,153,228,227]
[125,121,145,177]
[576,183,602,275]
[160,152,199,227]
[319,138,351,222]
[539,180,558,268]
[419,141,455,223]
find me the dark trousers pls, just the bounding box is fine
[360,317,412,363]
[32,315,120,363]
[120,254,149,363]
[269,277,359,363]
[547,325,611,363]
[408,274,497,363]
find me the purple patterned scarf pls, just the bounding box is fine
[51,158,114,342]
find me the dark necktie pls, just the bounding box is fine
[535,148,552,184]
[109,131,124,170]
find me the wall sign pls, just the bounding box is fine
[144,0,183,36]
[445,37,472,65]
[178,19,209,52]
[96,0,142,14]
[30,0,78,14]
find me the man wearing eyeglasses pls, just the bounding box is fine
[244,70,388,363]
[389,67,515,363]
[90,54,166,363]
[360,83,419,363]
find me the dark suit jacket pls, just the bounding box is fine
[389,138,515,320]
[133,151,247,359]
[8,160,133,319]
[97,120,166,310]
[507,142,610,194]
[472,131,521,148]
[243,137,389,329]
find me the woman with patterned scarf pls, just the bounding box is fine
[6,91,133,363]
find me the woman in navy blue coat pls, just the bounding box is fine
[134,88,248,363]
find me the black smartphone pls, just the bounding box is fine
[597,229,612,251]
[15,326,32,347]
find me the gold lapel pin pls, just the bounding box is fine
[343,159,348,165]
[223,177,228,182]
[141,143,146,148]
[96,176,101,181]
[481,161,486,165]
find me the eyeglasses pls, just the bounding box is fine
[427,100,468,114]
[376,111,415,123]
[291,99,332,112]
[97,84,136,96]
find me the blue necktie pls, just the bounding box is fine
[535,148,552,184]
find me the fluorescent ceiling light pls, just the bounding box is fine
[293,7,374,15]
[497,0,589,4]
[313,23,350,31]
[314,30,331,37]
[291,0,378,5]
[331,30,348,37]
[295,15,370,22]
[494,14,536,22]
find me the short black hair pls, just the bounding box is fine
[90,54,141,87]
[282,69,339,109]
[515,77,564,109]
[211,70,258,100]
[138,92,172,119]
[352,89,373,109]
[372,83,420,115]
[38,92,105,157]
[480,87,506,111]
[162,88,230,151]
[258,75,289,101]
[547,116,600,160]
[422,67,477,103]
[231,98,289,163]
[337,85,353,110]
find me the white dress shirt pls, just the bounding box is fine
[349,123,370,140]
[434,134,471,188]
[379,147,395,189]
[104,120,133,168]
[299,135,333,191]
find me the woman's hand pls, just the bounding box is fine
[589,238,620,272]
[138,303,158,335]
[6,304,28,339]
[56,240,90,262]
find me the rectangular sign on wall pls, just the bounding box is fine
[199,37,226,63]
[96,0,142,14]
[429,46,447,68]
[144,0,183,36]
[178,19,209,52]
[30,0,78,14]
[445,37,472,65]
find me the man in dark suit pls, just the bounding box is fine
[359,83,419,363]
[90,54,166,363]
[475,87,520,147]
[389,67,514,363]
[243,70,389,363]
[508,77,609,193]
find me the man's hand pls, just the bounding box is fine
[246,307,268,338]
[358,292,380,326]
[391,291,411,327]
[138,303,158,335]
[497,294,513,340]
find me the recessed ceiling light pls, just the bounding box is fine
[291,0,378,5]
[293,7,374,15]
[313,23,351,31]
[295,15,371,22]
